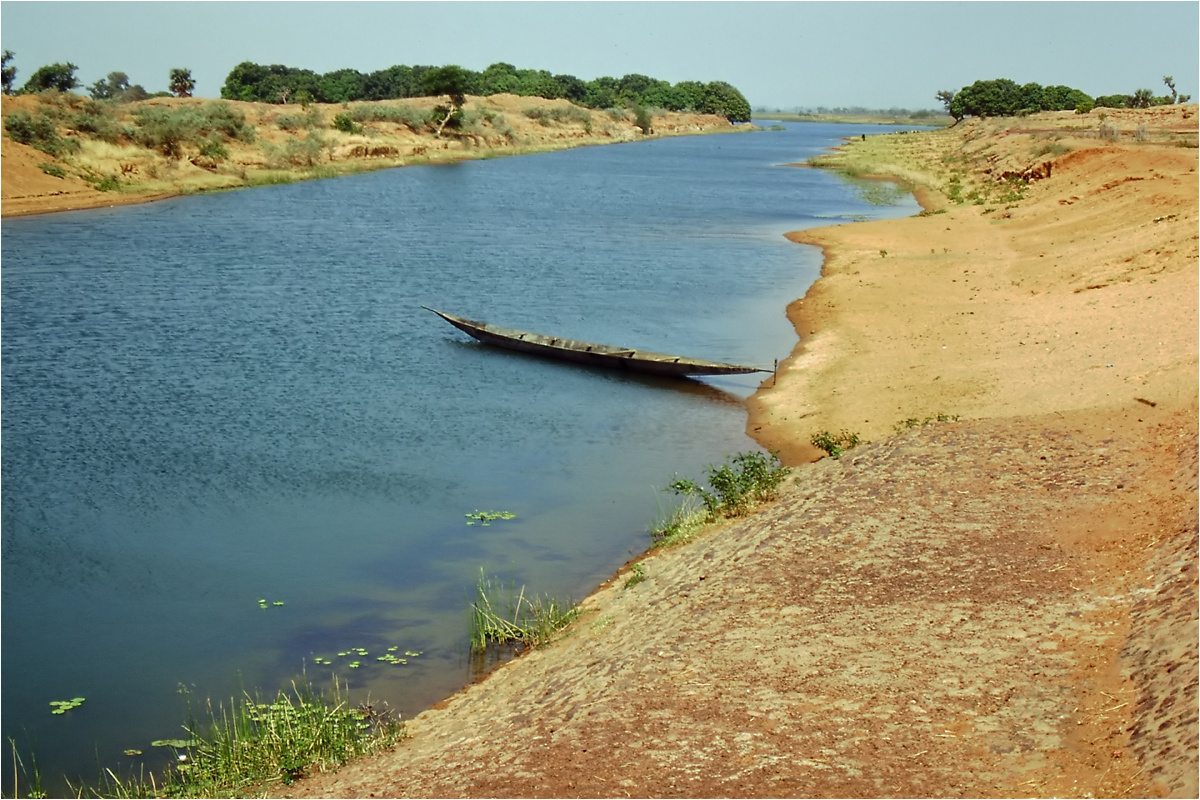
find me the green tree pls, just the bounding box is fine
[1130,88,1154,109]
[362,64,417,100]
[478,62,519,95]
[2,50,16,95]
[220,62,318,104]
[169,68,195,98]
[88,71,149,102]
[421,64,470,105]
[583,76,619,109]
[673,80,707,112]
[1094,93,1131,109]
[1014,82,1045,113]
[700,81,751,123]
[317,68,365,103]
[1042,85,1092,111]
[21,62,79,93]
[422,65,472,135]
[616,73,658,104]
[553,73,587,103]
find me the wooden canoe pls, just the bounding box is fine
[424,307,771,378]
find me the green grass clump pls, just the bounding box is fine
[94,679,402,797]
[810,430,862,459]
[665,451,790,523]
[468,570,579,653]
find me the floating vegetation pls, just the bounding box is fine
[257,598,285,609]
[316,645,422,669]
[49,697,86,715]
[150,738,200,749]
[465,510,516,526]
[123,748,143,757]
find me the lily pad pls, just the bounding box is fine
[151,739,198,749]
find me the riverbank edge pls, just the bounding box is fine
[1,103,757,218]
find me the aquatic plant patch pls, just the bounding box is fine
[465,510,516,526]
[49,697,86,715]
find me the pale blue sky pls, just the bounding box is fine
[2,1,1197,109]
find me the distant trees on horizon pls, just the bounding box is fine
[218,60,753,123]
[938,76,1192,121]
[1,53,196,101]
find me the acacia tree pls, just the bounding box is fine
[936,89,959,120]
[169,68,195,98]
[421,65,471,135]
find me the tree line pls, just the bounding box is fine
[219,61,752,123]
[2,52,196,100]
[938,76,1192,121]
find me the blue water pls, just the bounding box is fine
[1,122,920,792]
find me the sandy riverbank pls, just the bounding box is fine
[1,93,741,217]
[274,107,1196,798]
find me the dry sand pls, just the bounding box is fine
[4,101,1196,798]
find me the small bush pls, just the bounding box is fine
[332,113,363,134]
[132,103,255,157]
[810,430,861,459]
[4,110,79,157]
[263,132,327,168]
[69,100,125,143]
[668,450,790,521]
[197,135,230,160]
[632,104,653,133]
[1074,101,1094,114]
[348,104,430,132]
[523,105,593,130]
[275,108,323,131]
[38,162,67,178]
